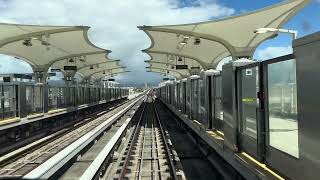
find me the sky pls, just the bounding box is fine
[0,0,319,86]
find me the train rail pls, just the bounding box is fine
[0,95,144,179]
[0,99,130,165]
[115,96,178,180]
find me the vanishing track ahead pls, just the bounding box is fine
[116,96,177,180]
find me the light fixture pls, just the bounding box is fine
[111,74,114,77]
[167,70,169,73]
[41,40,50,46]
[171,65,175,69]
[254,28,298,39]
[68,58,74,63]
[22,39,32,46]
[90,65,93,69]
[169,55,175,62]
[179,36,189,45]
[79,56,85,62]
[103,70,106,74]
[178,57,183,62]
[194,38,201,45]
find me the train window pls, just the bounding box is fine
[267,59,299,158]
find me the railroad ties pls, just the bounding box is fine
[114,96,178,180]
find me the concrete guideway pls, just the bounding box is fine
[23,96,143,179]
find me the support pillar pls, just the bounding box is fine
[32,66,49,113]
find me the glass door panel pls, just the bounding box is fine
[240,67,259,138]
[267,59,299,158]
[238,66,260,159]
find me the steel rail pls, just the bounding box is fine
[153,100,178,180]
[22,97,142,179]
[118,102,147,180]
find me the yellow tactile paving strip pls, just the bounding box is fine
[0,117,20,125]
[240,152,285,180]
[48,108,67,114]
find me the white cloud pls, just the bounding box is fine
[0,0,234,85]
[255,46,293,61]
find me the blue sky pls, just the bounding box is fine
[0,0,319,86]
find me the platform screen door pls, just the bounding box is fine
[238,65,262,159]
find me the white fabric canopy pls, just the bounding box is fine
[146,51,202,69]
[0,23,106,72]
[147,61,190,76]
[92,67,129,80]
[78,60,123,78]
[52,52,115,71]
[147,67,188,79]
[140,0,308,69]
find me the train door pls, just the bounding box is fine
[237,63,263,159]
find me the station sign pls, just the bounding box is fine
[108,78,115,81]
[64,66,77,71]
[163,78,169,80]
[13,74,33,79]
[176,65,188,69]
[3,77,11,82]
[48,72,56,76]
[51,68,61,72]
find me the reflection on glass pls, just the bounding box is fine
[0,87,2,120]
[191,80,199,119]
[215,76,223,120]
[199,79,206,120]
[26,86,33,114]
[268,59,299,158]
[34,86,43,113]
[241,67,259,139]
[49,87,58,110]
[3,85,16,119]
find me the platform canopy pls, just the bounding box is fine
[147,67,189,79]
[145,52,202,69]
[87,67,128,80]
[75,60,122,78]
[140,0,308,70]
[51,52,116,72]
[147,61,190,76]
[0,23,110,73]
[93,69,130,81]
